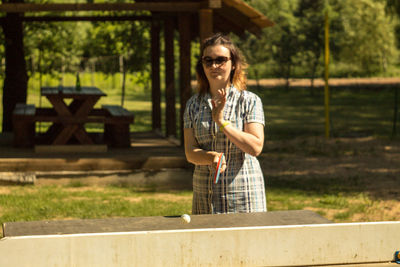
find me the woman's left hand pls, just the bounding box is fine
[211,88,226,126]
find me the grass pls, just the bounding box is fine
[0,184,193,224]
[249,86,398,140]
[266,177,381,222]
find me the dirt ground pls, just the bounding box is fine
[259,136,400,220]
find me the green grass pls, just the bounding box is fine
[0,185,193,224]
[249,86,398,140]
[266,179,384,222]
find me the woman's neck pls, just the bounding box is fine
[209,82,231,98]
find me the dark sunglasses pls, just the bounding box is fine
[201,56,231,68]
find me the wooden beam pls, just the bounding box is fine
[151,20,161,132]
[215,6,261,36]
[19,15,154,22]
[199,9,213,43]
[213,14,244,37]
[204,0,221,9]
[179,14,192,145]
[223,0,274,27]
[164,18,176,138]
[0,1,223,13]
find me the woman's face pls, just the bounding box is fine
[202,45,233,85]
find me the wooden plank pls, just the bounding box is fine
[104,117,133,124]
[52,124,79,145]
[34,115,106,124]
[215,5,260,36]
[223,0,274,27]
[13,103,35,116]
[41,86,106,97]
[164,17,176,137]
[21,15,154,22]
[3,211,331,237]
[151,20,161,131]
[73,126,95,145]
[0,2,203,13]
[102,105,133,117]
[205,0,222,9]
[34,145,107,153]
[1,220,400,267]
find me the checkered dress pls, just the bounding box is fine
[184,86,267,214]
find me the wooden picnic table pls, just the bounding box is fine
[12,86,134,148]
[40,86,106,145]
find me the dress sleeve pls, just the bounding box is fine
[244,94,265,126]
[183,96,194,129]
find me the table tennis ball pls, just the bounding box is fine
[181,214,191,224]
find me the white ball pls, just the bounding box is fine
[181,214,191,224]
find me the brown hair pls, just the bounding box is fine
[196,33,248,95]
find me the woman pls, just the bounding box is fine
[184,33,266,214]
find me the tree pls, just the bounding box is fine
[295,0,326,91]
[24,21,85,76]
[243,0,300,88]
[82,20,150,74]
[333,0,397,75]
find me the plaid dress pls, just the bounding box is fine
[184,86,267,214]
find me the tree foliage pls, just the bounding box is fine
[331,0,397,74]
[237,0,398,78]
[82,20,150,74]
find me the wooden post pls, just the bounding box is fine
[2,11,28,132]
[151,20,161,132]
[324,11,330,139]
[164,18,176,138]
[393,87,398,137]
[179,14,192,145]
[199,9,213,44]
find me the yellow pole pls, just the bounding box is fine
[324,11,330,138]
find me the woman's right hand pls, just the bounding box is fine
[211,152,226,173]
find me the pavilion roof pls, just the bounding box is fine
[0,0,273,36]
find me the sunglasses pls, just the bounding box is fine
[201,56,231,68]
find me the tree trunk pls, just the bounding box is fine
[2,10,28,132]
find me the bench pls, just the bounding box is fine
[12,103,36,147]
[102,105,134,147]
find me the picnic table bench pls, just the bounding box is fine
[103,105,134,147]
[12,103,36,147]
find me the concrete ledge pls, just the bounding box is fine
[0,172,36,184]
[35,145,108,153]
[0,156,190,172]
[1,219,399,266]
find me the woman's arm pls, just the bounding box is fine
[212,88,264,157]
[184,128,226,172]
[219,122,264,157]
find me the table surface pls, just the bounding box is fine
[3,210,332,237]
[41,86,106,97]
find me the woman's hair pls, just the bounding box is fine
[196,33,248,95]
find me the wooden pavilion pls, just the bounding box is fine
[0,0,273,141]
